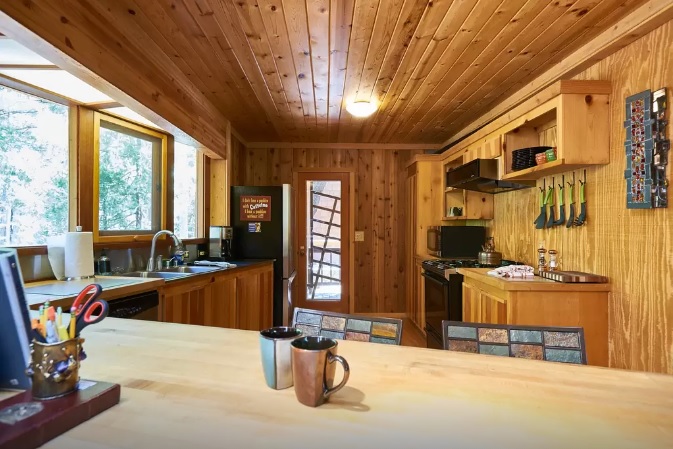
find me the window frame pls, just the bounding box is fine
[92,112,168,243]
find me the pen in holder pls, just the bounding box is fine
[26,337,83,400]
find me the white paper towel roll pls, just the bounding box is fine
[64,231,94,279]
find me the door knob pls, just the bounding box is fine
[299,246,305,256]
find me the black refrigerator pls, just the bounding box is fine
[230,185,295,327]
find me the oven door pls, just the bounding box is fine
[423,270,449,347]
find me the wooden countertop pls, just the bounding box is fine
[5,318,671,448]
[24,260,274,308]
[458,268,612,292]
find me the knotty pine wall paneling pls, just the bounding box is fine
[490,21,673,374]
[234,147,421,314]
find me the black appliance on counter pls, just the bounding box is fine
[421,225,519,349]
[208,225,234,260]
[231,185,295,327]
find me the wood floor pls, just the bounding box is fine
[401,318,426,348]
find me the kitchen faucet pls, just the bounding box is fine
[147,230,183,271]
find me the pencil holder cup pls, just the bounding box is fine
[26,337,83,400]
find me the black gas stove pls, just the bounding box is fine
[421,258,517,279]
[421,258,519,349]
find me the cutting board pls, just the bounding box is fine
[24,278,142,296]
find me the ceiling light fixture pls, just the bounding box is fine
[346,100,377,118]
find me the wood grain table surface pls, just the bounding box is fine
[4,318,672,449]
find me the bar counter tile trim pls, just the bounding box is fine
[292,308,403,345]
[441,321,587,365]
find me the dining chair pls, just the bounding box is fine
[441,320,587,364]
[292,307,403,345]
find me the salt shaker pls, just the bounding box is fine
[537,242,547,273]
[548,249,558,271]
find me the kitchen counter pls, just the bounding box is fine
[2,318,672,448]
[457,268,611,291]
[24,260,274,309]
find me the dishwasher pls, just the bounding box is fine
[107,290,160,321]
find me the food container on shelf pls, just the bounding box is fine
[545,148,557,162]
[535,153,547,165]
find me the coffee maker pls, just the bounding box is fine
[209,226,233,260]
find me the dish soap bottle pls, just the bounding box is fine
[98,249,111,276]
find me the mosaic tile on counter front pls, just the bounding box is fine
[345,331,369,342]
[479,344,509,357]
[446,326,477,340]
[545,349,582,364]
[510,330,542,344]
[320,330,345,340]
[370,336,397,345]
[448,340,478,353]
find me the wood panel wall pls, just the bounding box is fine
[232,146,422,314]
[490,21,673,374]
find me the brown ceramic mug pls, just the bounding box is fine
[291,336,350,407]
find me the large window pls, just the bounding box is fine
[95,114,166,239]
[0,85,69,246]
[173,142,198,239]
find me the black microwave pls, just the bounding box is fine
[427,226,486,258]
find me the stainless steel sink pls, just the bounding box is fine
[121,271,190,279]
[160,266,220,273]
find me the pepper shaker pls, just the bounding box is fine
[548,250,558,271]
[537,242,547,273]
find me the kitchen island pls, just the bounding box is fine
[5,318,671,448]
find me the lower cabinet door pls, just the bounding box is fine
[237,268,274,331]
[479,292,507,325]
[163,287,206,325]
[204,276,237,329]
[462,283,481,323]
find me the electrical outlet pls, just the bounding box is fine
[354,231,365,242]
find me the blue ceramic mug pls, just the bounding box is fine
[259,327,303,390]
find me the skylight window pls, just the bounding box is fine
[0,69,112,104]
[0,39,52,65]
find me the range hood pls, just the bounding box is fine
[446,159,535,194]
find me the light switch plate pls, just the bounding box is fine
[354,231,365,242]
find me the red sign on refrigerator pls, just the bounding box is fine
[240,195,271,221]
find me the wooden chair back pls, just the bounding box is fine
[441,321,587,364]
[292,308,403,345]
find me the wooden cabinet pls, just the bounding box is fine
[408,259,425,335]
[442,153,494,221]
[462,282,507,325]
[459,268,609,366]
[160,262,273,331]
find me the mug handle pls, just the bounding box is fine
[324,353,350,398]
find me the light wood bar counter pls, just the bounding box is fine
[8,318,672,448]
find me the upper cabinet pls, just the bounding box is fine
[500,89,610,180]
[442,80,611,182]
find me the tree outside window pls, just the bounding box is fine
[173,142,197,239]
[0,85,69,246]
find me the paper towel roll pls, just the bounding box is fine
[64,231,94,279]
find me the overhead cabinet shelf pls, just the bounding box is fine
[500,87,610,181]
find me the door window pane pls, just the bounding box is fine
[98,121,161,233]
[173,142,197,239]
[0,85,69,246]
[306,180,342,301]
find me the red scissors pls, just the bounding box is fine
[71,284,109,335]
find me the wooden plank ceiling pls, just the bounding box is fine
[0,0,648,144]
